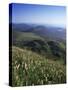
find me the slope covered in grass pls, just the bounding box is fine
[12,46,66,86]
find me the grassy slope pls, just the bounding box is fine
[12,46,66,86]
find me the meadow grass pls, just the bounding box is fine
[12,46,66,86]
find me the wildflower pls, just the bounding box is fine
[25,63,28,70]
[16,64,20,70]
[45,76,48,82]
[41,80,43,84]
[16,76,18,80]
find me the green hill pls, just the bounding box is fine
[12,31,66,64]
[13,30,45,42]
[11,46,66,86]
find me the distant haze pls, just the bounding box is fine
[10,3,66,28]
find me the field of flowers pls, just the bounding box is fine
[12,46,66,86]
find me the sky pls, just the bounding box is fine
[10,3,66,28]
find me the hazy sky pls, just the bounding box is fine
[11,3,66,27]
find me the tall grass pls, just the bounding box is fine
[12,46,66,86]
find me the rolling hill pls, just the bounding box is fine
[12,27,66,64]
[12,23,66,41]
